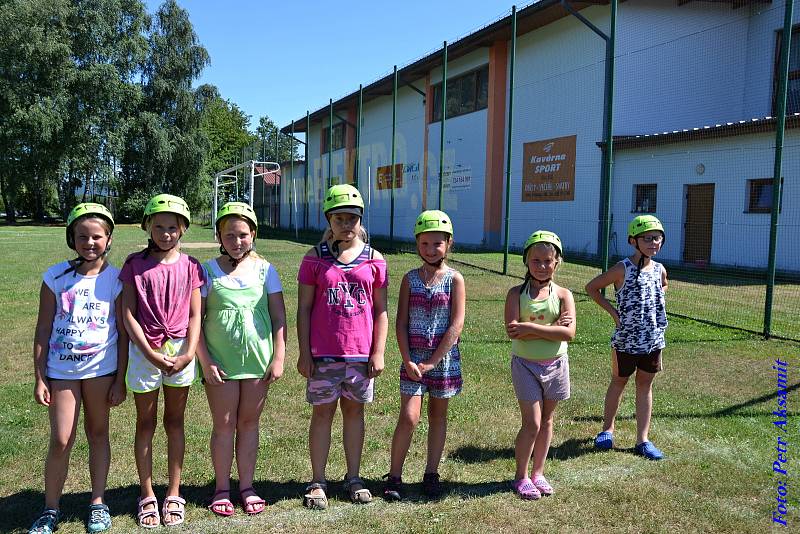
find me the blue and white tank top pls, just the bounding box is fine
[611,257,667,354]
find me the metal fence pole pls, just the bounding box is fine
[390,65,397,248]
[502,6,517,274]
[438,41,447,210]
[305,110,310,229]
[328,98,333,185]
[599,0,618,276]
[356,84,362,189]
[764,0,794,338]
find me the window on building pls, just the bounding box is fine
[321,122,346,152]
[747,178,783,213]
[632,184,657,213]
[774,25,800,115]
[431,65,489,122]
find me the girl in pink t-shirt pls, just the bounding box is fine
[119,194,203,528]
[297,184,388,509]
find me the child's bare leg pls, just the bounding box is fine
[389,394,422,477]
[634,370,656,444]
[205,380,239,493]
[340,397,366,481]
[44,380,81,510]
[602,376,628,432]
[425,397,449,474]
[514,400,541,480]
[82,376,114,505]
[163,386,189,523]
[133,390,159,527]
[309,400,337,490]
[531,399,558,477]
[236,378,268,507]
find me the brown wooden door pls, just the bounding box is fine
[683,183,715,264]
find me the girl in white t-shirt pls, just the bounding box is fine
[29,203,128,534]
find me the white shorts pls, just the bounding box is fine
[126,338,197,393]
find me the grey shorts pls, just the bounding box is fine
[511,354,570,402]
[306,360,374,405]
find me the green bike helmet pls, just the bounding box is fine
[522,230,563,264]
[141,194,191,230]
[323,184,363,216]
[414,210,453,237]
[628,215,664,239]
[216,202,258,231]
[65,202,115,250]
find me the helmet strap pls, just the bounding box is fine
[220,245,251,268]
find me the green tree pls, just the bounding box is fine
[120,0,209,221]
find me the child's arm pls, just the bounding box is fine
[418,271,466,374]
[109,295,128,406]
[170,287,201,374]
[509,287,576,342]
[504,285,524,340]
[369,283,388,379]
[121,282,174,373]
[296,282,315,379]
[661,264,669,292]
[584,262,626,327]
[265,291,287,384]
[395,274,421,380]
[33,282,56,406]
[195,298,226,385]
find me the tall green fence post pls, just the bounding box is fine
[356,84,362,189]
[328,99,333,186]
[764,0,794,338]
[438,41,447,210]
[502,6,517,275]
[599,0,618,276]
[390,65,397,248]
[305,110,310,229]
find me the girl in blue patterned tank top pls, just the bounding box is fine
[383,211,465,502]
[585,215,669,461]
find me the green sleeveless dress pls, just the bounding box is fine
[203,259,273,379]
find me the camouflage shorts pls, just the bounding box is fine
[306,360,374,405]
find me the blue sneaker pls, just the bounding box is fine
[635,441,664,460]
[87,503,112,533]
[28,509,59,534]
[594,431,614,450]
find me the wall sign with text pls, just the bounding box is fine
[522,135,576,202]
[376,163,404,190]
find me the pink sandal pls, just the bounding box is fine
[208,490,234,517]
[136,496,160,529]
[532,475,554,496]
[239,487,266,515]
[512,478,541,500]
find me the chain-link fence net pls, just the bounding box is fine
[269,0,799,340]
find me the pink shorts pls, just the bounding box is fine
[306,360,374,405]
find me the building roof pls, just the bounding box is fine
[599,113,800,150]
[280,0,608,133]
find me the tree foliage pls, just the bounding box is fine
[0,0,298,224]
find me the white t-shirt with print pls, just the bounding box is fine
[43,261,122,379]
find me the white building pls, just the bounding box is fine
[281,0,799,272]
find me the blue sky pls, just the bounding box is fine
[145,1,523,131]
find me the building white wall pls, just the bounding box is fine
[613,129,799,271]
[426,48,490,246]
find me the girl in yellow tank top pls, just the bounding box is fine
[504,231,576,500]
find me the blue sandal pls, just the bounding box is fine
[87,503,112,533]
[635,441,664,460]
[28,509,60,534]
[594,431,614,450]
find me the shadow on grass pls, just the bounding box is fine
[449,437,596,466]
[572,380,800,423]
[0,479,313,531]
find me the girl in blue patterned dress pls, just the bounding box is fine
[383,211,465,501]
[585,215,668,461]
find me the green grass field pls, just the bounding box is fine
[0,224,797,533]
